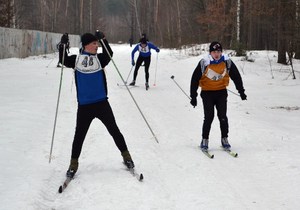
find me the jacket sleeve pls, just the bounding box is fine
[59,46,76,68]
[148,42,159,51]
[190,61,203,99]
[228,59,245,94]
[131,45,139,61]
[98,39,113,68]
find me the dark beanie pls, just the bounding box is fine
[209,41,222,52]
[140,38,147,44]
[81,33,98,47]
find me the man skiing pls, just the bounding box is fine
[57,33,70,67]
[59,31,135,179]
[129,37,160,90]
[190,41,247,151]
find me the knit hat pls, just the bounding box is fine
[140,37,147,44]
[209,41,222,52]
[81,33,98,47]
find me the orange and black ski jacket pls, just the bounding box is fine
[190,54,245,99]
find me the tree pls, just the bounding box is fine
[0,0,14,27]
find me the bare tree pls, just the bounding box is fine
[0,0,14,27]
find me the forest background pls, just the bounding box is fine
[0,0,300,64]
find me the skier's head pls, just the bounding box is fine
[81,33,98,47]
[209,41,223,60]
[81,33,99,54]
[209,41,222,53]
[140,38,147,45]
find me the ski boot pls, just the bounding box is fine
[129,80,136,86]
[221,137,231,149]
[122,150,135,169]
[200,139,209,151]
[145,82,149,90]
[66,158,78,178]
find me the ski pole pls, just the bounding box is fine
[171,75,240,99]
[49,44,66,163]
[153,53,158,86]
[100,39,159,143]
[170,75,191,100]
[125,65,134,84]
[227,89,240,97]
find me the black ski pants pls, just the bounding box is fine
[133,55,151,83]
[71,100,128,159]
[200,89,229,139]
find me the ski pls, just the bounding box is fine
[117,83,139,88]
[223,148,238,157]
[58,177,73,193]
[128,168,144,181]
[200,148,214,159]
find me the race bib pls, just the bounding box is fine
[75,54,102,73]
[205,68,227,81]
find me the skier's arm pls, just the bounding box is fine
[98,38,113,68]
[190,61,203,99]
[228,60,245,94]
[131,45,139,61]
[148,42,160,52]
[59,46,76,68]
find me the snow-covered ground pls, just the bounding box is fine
[1,44,300,210]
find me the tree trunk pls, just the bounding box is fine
[277,0,287,64]
[295,0,300,59]
[176,0,181,46]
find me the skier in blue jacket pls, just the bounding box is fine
[129,37,160,90]
[59,31,135,179]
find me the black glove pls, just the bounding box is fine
[95,30,105,40]
[190,97,197,107]
[240,92,247,100]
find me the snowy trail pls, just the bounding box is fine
[1,45,300,210]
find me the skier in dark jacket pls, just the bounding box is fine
[59,31,135,178]
[190,41,247,151]
[129,37,160,90]
[57,33,70,67]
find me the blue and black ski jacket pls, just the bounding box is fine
[60,39,113,105]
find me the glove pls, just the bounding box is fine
[240,92,247,100]
[131,60,135,66]
[156,48,160,53]
[95,30,105,40]
[190,97,197,108]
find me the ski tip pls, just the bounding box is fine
[211,154,215,159]
[233,153,238,157]
[139,173,144,181]
[58,186,63,193]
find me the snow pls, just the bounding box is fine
[1,44,300,210]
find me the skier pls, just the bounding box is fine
[190,41,247,151]
[129,37,160,90]
[56,33,70,67]
[59,31,135,179]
